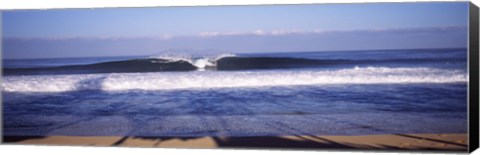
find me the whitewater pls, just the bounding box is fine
[2,66,467,93]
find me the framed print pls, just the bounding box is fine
[1,1,479,153]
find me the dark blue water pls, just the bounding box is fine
[3,56,143,68]
[2,48,468,137]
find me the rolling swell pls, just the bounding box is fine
[215,57,463,70]
[3,58,197,76]
[3,56,463,76]
[216,57,349,70]
[4,57,345,75]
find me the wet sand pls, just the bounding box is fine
[3,133,468,152]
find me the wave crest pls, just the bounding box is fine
[149,52,236,69]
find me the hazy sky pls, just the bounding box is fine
[2,2,469,59]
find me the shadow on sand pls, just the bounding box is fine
[4,134,467,152]
[109,134,467,152]
[3,134,467,152]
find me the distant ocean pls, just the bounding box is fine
[2,48,468,137]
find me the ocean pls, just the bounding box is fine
[2,48,468,137]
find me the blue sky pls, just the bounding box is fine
[2,2,469,58]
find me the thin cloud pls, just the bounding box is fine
[3,26,467,41]
[195,26,467,38]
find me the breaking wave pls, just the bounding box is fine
[3,53,462,76]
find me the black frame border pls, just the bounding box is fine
[469,1,479,153]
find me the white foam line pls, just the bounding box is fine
[2,67,468,93]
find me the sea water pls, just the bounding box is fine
[2,48,468,137]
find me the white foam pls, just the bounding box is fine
[149,53,193,63]
[149,53,235,69]
[2,67,467,93]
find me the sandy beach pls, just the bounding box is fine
[3,133,468,152]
